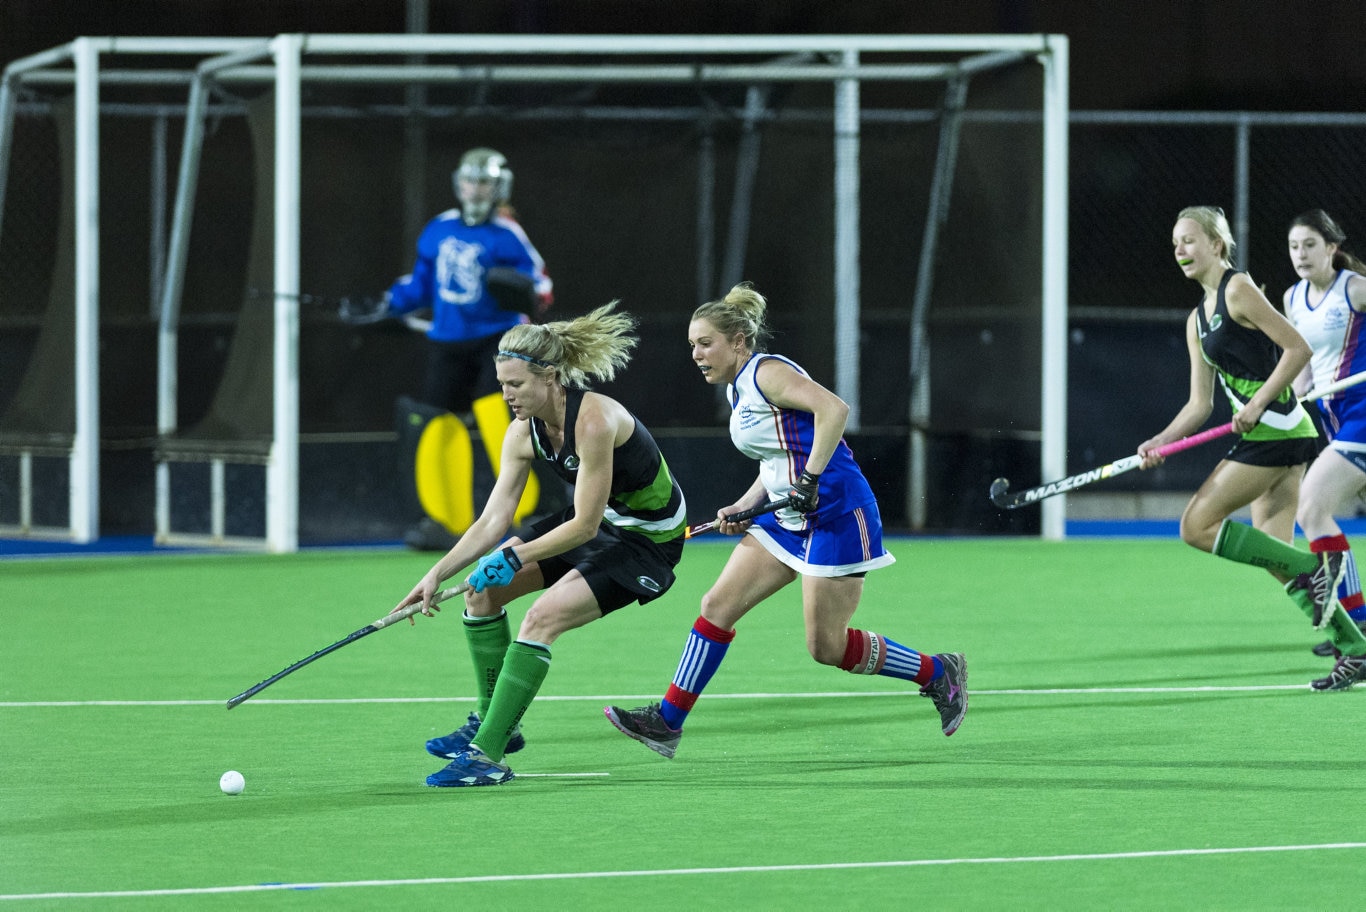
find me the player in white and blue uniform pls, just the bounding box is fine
[385,148,553,549]
[605,283,968,759]
[1284,208,1366,685]
[728,349,891,574]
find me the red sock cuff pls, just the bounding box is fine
[693,615,736,643]
[1311,534,1351,554]
[841,629,865,670]
[841,629,887,674]
[664,683,698,712]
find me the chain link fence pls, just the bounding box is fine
[5,92,1366,531]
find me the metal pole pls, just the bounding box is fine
[833,48,861,430]
[71,38,100,543]
[907,76,969,530]
[403,0,429,253]
[149,114,167,317]
[1039,36,1070,541]
[696,126,715,304]
[1233,115,1251,269]
[718,85,769,293]
[155,69,210,543]
[270,34,303,553]
[0,72,18,244]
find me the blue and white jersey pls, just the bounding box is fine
[1288,269,1366,449]
[387,209,552,343]
[727,353,879,532]
[1288,269,1366,395]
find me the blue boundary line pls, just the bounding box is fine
[1068,517,1366,539]
[8,519,1366,556]
[0,536,406,558]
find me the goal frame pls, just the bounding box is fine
[0,33,1069,549]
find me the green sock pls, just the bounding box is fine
[463,610,511,717]
[1327,609,1366,657]
[473,641,552,763]
[1214,520,1316,577]
[1284,580,1366,656]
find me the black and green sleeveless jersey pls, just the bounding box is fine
[529,387,687,543]
[1194,269,1316,442]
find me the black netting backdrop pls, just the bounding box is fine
[7,49,1363,531]
[1245,125,1366,290]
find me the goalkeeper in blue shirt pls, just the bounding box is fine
[384,147,553,550]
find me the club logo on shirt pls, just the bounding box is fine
[735,404,763,430]
[1323,309,1350,331]
[1208,313,1223,332]
[436,237,484,305]
[563,454,581,471]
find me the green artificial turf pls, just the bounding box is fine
[2,538,1363,909]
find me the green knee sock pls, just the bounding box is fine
[1284,580,1366,655]
[463,610,511,717]
[473,641,552,763]
[1214,520,1316,577]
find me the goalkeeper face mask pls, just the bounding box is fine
[453,147,513,225]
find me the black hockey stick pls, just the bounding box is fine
[225,582,469,709]
[685,497,793,539]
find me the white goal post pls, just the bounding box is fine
[0,33,1069,549]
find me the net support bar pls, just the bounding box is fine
[268,33,303,553]
[834,48,861,430]
[1039,36,1070,540]
[72,38,100,543]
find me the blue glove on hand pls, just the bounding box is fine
[468,547,523,593]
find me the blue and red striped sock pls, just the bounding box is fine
[660,616,735,730]
[1336,549,1366,624]
[840,628,938,685]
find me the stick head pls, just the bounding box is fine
[989,477,1011,508]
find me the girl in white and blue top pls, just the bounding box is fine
[1284,208,1366,686]
[605,283,968,758]
[728,349,890,574]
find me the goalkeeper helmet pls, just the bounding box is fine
[453,147,513,225]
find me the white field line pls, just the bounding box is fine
[0,684,1317,709]
[4,842,1366,901]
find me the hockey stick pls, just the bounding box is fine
[225,582,470,709]
[989,368,1366,510]
[685,497,793,539]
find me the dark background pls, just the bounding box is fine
[3,0,1362,113]
[2,2,1361,541]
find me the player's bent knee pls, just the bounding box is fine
[1178,518,1217,552]
[699,595,745,630]
[807,636,846,667]
[464,589,499,616]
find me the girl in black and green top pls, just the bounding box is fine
[392,301,689,786]
[1139,206,1366,687]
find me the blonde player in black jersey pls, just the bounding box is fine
[1140,206,1366,688]
[391,302,688,787]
